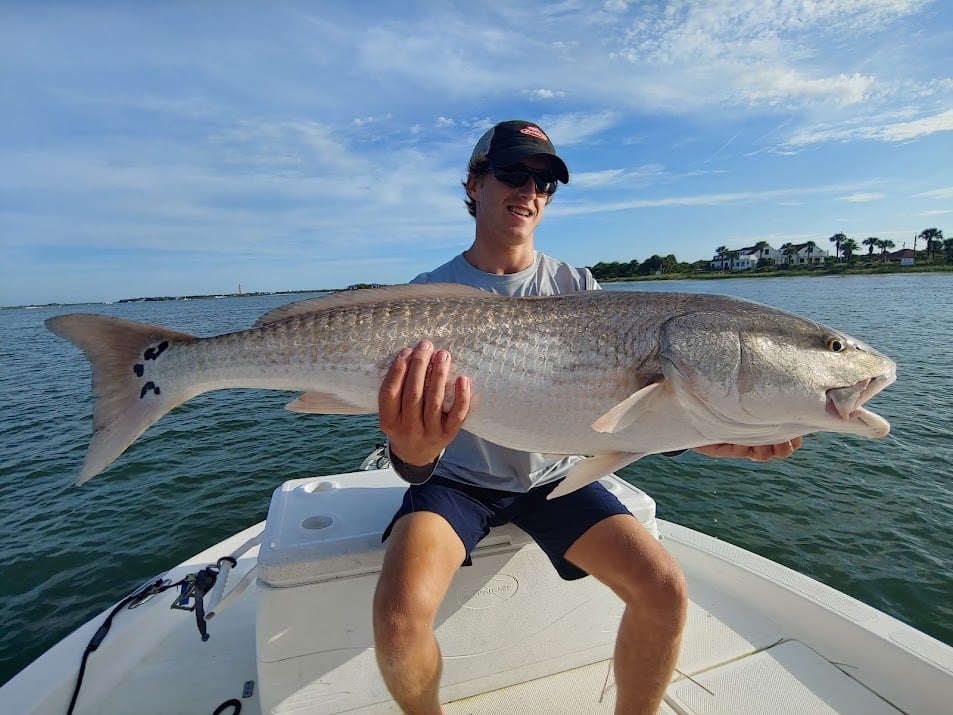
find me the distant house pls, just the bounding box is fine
[710,244,781,271]
[776,243,828,267]
[886,249,915,260]
[711,242,828,271]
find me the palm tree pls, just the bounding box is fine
[715,245,728,271]
[876,238,895,262]
[726,250,740,271]
[840,238,859,264]
[918,228,944,260]
[805,241,817,266]
[828,232,847,261]
[778,242,795,267]
[752,240,770,257]
[862,237,879,258]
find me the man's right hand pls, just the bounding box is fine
[378,340,471,468]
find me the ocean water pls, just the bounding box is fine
[1,274,951,686]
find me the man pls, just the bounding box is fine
[373,120,801,714]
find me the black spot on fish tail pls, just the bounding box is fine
[143,341,170,361]
[133,364,144,377]
[139,381,160,399]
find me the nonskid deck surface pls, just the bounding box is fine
[446,560,902,715]
[445,641,899,715]
[80,572,899,715]
[5,471,952,715]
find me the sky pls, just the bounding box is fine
[1,0,951,306]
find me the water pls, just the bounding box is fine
[1,275,951,686]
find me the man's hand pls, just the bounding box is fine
[378,340,471,467]
[692,437,803,462]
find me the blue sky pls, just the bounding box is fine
[1,0,951,306]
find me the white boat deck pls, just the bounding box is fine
[3,470,952,715]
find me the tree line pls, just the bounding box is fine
[827,228,948,262]
[590,227,949,280]
[588,254,703,279]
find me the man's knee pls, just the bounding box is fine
[568,516,688,623]
[635,553,688,622]
[373,577,439,650]
[372,511,465,652]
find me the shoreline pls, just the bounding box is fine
[5,265,953,310]
[598,264,953,283]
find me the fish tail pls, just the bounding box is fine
[45,314,200,484]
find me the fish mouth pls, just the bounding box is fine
[825,372,896,437]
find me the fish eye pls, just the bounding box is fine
[826,336,847,353]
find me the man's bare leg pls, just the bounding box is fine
[373,511,465,714]
[565,514,688,715]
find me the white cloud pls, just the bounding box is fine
[604,0,929,113]
[603,0,630,13]
[550,181,861,218]
[521,88,566,100]
[915,186,953,200]
[571,169,628,188]
[879,109,953,141]
[615,0,926,67]
[570,165,666,188]
[786,108,953,146]
[352,114,391,127]
[739,71,877,107]
[534,111,620,147]
[842,192,884,202]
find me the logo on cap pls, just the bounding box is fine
[519,125,549,142]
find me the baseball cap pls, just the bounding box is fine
[470,120,570,183]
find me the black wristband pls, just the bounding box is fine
[386,445,439,485]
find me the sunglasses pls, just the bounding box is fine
[491,164,559,196]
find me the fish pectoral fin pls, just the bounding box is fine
[546,452,644,500]
[591,383,664,434]
[285,392,376,415]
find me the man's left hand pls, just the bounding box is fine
[692,437,803,462]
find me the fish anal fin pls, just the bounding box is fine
[286,392,375,415]
[547,452,643,500]
[591,383,664,434]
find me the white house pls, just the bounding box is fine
[710,244,779,271]
[778,243,828,266]
[711,243,828,271]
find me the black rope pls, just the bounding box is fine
[65,566,221,715]
[212,699,242,715]
[66,577,184,715]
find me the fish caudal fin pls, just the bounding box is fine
[45,314,199,484]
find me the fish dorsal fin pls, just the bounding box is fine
[591,382,665,434]
[254,283,492,327]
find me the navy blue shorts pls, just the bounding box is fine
[382,475,633,581]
